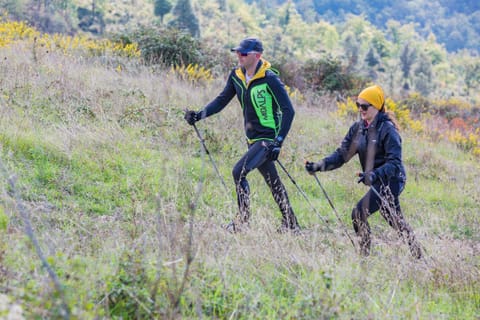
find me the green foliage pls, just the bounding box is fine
[0,206,7,231]
[400,43,417,80]
[169,0,200,37]
[302,56,366,94]
[77,6,105,34]
[106,251,152,319]
[153,0,172,23]
[127,25,201,66]
[0,21,479,320]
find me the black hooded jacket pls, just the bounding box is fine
[322,112,406,183]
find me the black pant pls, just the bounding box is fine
[231,141,298,228]
[352,178,420,256]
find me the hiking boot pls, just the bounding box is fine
[409,240,423,259]
[359,230,371,257]
[224,220,249,233]
[277,222,301,235]
[224,221,237,233]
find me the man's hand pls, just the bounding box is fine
[266,136,283,161]
[184,110,200,125]
[358,171,377,186]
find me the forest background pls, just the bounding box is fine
[3,0,480,124]
[0,0,479,319]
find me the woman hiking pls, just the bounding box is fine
[305,85,422,258]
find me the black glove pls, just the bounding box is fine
[358,171,377,186]
[266,136,283,161]
[184,110,201,125]
[305,160,324,174]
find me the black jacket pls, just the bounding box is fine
[201,59,294,142]
[322,112,406,183]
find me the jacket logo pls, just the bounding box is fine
[255,89,268,120]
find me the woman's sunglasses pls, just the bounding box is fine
[356,102,372,111]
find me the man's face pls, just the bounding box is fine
[236,51,260,69]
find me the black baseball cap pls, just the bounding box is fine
[231,37,264,54]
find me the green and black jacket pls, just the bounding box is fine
[201,59,295,143]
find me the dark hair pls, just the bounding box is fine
[385,110,400,130]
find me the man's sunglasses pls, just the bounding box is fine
[237,51,257,56]
[356,102,372,111]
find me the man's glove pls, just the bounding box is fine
[305,160,325,174]
[358,171,377,186]
[184,110,201,125]
[266,136,283,161]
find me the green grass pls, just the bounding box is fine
[0,45,479,319]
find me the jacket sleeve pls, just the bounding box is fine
[267,74,295,139]
[200,70,236,118]
[323,122,359,171]
[374,122,403,181]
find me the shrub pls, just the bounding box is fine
[302,56,366,94]
[127,25,201,66]
[170,63,213,84]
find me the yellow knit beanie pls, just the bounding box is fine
[358,85,385,110]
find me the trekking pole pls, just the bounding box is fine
[276,160,329,224]
[312,173,356,249]
[192,123,230,195]
[357,172,427,252]
[357,172,399,228]
[367,181,402,231]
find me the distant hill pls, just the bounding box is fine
[1,0,478,52]
[251,0,480,53]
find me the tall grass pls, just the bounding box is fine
[0,36,478,319]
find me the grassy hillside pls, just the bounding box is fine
[0,38,479,318]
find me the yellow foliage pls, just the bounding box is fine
[0,17,140,58]
[385,98,424,133]
[434,97,472,110]
[447,129,479,152]
[285,85,304,102]
[38,33,140,58]
[171,64,213,84]
[336,97,357,118]
[0,19,39,47]
[336,97,425,134]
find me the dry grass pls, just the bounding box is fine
[0,42,478,319]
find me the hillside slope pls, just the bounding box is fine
[0,40,479,318]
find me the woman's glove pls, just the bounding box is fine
[358,171,377,186]
[305,160,325,174]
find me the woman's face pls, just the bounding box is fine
[356,97,379,123]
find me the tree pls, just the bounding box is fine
[414,52,433,96]
[365,47,380,80]
[464,60,480,97]
[218,0,226,11]
[154,0,172,24]
[169,0,200,37]
[400,43,416,90]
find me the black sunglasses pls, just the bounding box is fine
[356,102,372,111]
[237,51,257,57]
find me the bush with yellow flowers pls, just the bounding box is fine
[170,63,213,84]
[0,17,140,58]
[336,97,424,133]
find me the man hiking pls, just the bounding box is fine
[185,37,300,233]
